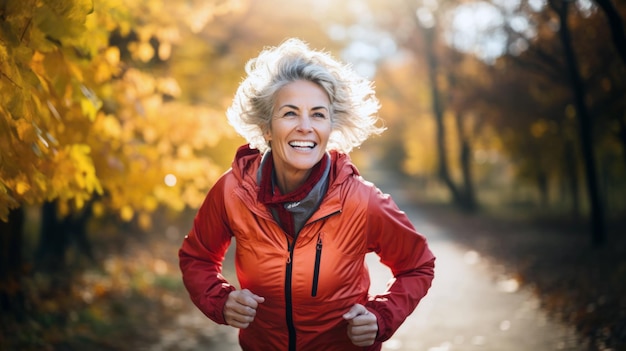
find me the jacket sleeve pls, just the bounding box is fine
[363,186,436,342]
[179,175,236,325]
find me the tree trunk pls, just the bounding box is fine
[564,139,581,217]
[420,25,463,207]
[593,0,626,65]
[35,201,68,272]
[537,171,549,209]
[454,111,477,211]
[0,207,25,318]
[35,201,95,273]
[65,203,95,264]
[552,0,606,245]
[617,117,626,167]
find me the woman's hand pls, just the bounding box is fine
[342,304,378,346]
[224,289,265,328]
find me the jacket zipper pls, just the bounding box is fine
[285,237,297,351]
[284,211,338,351]
[311,233,323,297]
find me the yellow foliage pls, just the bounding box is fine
[104,46,120,66]
[44,144,103,213]
[530,119,549,139]
[0,189,19,222]
[98,114,122,139]
[92,201,105,217]
[120,205,134,222]
[142,95,163,116]
[15,181,30,196]
[80,97,98,121]
[177,144,193,159]
[143,196,158,212]
[142,127,158,144]
[158,41,172,60]
[93,61,113,83]
[403,117,438,176]
[157,77,181,97]
[15,119,37,142]
[46,0,94,21]
[129,41,155,63]
[138,212,152,230]
[1,0,249,224]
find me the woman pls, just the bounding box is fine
[179,38,435,351]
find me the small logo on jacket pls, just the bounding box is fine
[285,202,300,209]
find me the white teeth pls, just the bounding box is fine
[289,141,315,148]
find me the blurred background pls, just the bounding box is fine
[0,0,624,350]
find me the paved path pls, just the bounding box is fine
[367,171,583,351]
[366,216,582,351]
[152,172,584,351]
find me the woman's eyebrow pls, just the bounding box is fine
[277,105,329,111]
[278,104,299,111]
[312,106,329,111]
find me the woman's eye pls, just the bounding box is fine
[313,112,326,119]
[283,111,297,117]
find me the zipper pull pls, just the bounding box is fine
[286,237,293,264]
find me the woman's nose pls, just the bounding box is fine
[297,115,312,131]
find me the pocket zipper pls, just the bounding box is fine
[311,233,323,297]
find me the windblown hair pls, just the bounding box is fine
[226,38,385,154]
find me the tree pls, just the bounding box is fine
[0,0,105,221]
[593,0,626,65]
[0,0,246,315]
[1,0,107,312]
[354,0,478,210]
[465,0,624,240]
[549,0,606,245]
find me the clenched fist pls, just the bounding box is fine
[224,289,265,329]
[342,303,378,347]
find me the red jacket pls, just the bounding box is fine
[179,146,435,351]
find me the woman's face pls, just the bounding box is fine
[265,80,332,184]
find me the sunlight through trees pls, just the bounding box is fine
[1,0,625,349]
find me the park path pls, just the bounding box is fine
[364,170,582,351]
[150,169,584,351]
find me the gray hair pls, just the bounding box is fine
[226,38,385,154]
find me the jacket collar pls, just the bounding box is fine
[230,144,359,224]
[231,144,358,187]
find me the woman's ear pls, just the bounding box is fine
[263,126,272,142]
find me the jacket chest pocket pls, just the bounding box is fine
[311,233,323,297]
[292,231,366,302]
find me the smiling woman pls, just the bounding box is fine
[178,38,436,351]
[226,38,383,154]
[266,80,332,193]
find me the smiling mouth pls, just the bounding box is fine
[289,141,316,149]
